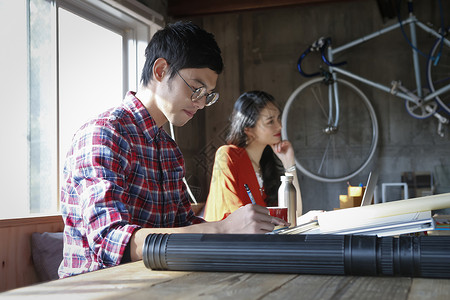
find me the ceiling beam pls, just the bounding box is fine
[168,0,355,18]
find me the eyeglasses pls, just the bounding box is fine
[175,70,219,106]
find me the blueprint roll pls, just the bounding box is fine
[317,193,450,230]
[143,233,450,278]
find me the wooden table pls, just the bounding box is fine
[1,261,450,299]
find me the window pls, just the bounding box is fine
[0,0,162,218]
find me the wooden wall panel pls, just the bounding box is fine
[0,216,64,292]
[172,0,450,212]
[203,14,243,194]
[175,15,243,204]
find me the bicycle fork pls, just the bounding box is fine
[325,79,339,134]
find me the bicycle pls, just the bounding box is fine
[282,0,450,183]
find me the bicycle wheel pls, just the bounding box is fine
[282,77,379,183]
[427,37,450,115]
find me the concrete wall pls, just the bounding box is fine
[173,0,450,212]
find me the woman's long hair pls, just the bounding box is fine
[226,91,283,206]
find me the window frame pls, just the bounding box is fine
[53,0,162,214]
[0,0,162,219]
[57,0,163,91]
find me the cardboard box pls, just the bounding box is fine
[339,195,351,209]
[348,186,364,197]
[340,186,366,208]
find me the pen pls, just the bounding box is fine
[244,184,256,204]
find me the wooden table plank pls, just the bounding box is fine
[0,262,189,299]
[408,278,450,300]
[2,261,450,299]
[255,275,412,300]
[118,272,297,299]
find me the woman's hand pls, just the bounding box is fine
[271,140,295,169]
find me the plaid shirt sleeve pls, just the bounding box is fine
[60,120,141,277]
[59,94,204,278]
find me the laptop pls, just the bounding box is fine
[360,169,379,206]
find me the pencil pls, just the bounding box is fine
[244,184,256,204]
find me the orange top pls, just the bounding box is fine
[204,145,267,221]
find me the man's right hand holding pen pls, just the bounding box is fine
[220,204,289,234]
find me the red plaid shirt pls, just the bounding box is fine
[58,91,203,278]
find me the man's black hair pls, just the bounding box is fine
[141,21,224,86]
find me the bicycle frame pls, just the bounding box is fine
[284,1,449,182]
[326,14,450,127]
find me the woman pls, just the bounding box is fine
[204,91,302,221]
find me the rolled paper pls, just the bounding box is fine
[318,192,450,230]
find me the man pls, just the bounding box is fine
[58,21,287,278]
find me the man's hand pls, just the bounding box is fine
[220,204,289,234]
[130,204,290,261]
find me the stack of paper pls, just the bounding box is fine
[275,192,450,237]
[312,211,434,237]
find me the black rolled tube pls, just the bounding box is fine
[142,234,450,278]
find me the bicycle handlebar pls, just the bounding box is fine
[297,37,347,77]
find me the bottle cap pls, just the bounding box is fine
[280,174,294,181]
